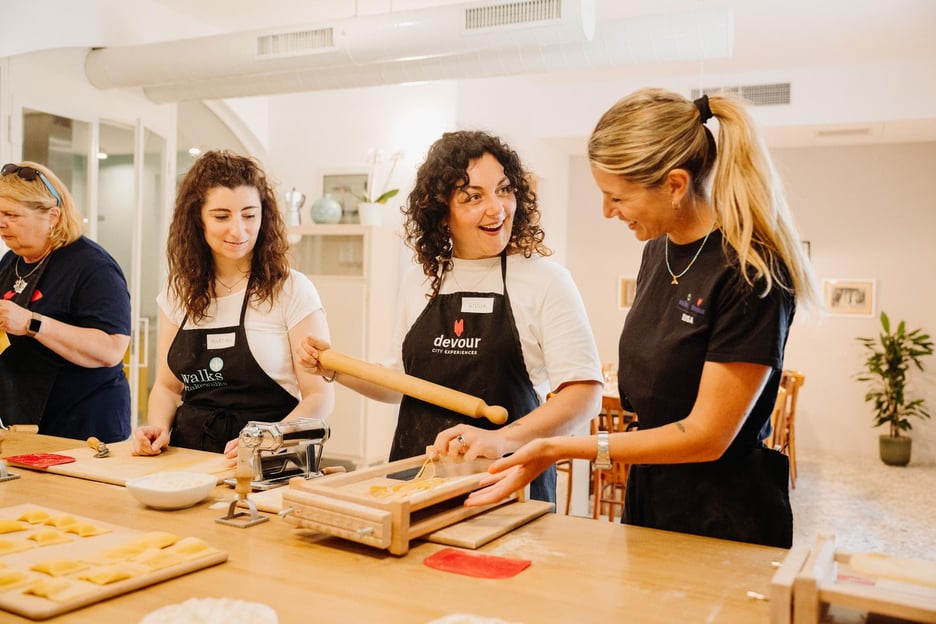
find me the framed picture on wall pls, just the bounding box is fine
[321,171,369,224]
[618,276,637,310]
[824,279,875,317]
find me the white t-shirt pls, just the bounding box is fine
[385,255,603,401]
[157,270,323,399]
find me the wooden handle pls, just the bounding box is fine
[318,349,508,425]
[234,462,254,498]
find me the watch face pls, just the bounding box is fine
[28,315,42,336]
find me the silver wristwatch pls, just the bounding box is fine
[595,430,612,470]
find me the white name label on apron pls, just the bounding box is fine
[462,297,494,314]
[206,332,236,349]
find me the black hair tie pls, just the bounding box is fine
[694,95,713,124]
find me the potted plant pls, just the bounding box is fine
[355,149,402,226]
[856,311,934,466]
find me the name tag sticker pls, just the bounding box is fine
[207,332,236,349]
[462,297,494,314]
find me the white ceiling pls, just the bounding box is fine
[9,0,936,149]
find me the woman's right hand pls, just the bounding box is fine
[131,425,170,456]
[295,336,333,377]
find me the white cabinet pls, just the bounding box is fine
[289,224,402,468]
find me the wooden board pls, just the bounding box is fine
[3,441,233,486]
[238,488,283,514]
[0,504,227,621]
[423,500,554,549]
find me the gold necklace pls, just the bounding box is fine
[216,273,248,294]
[664,219,717,285]
[13,252,52,294]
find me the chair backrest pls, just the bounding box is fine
[766,386,788,450]
[779,370,805,428]
[591,395,636,435]
[768,370,805,452]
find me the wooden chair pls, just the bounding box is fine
[766,386,788,451]
[592,395,638,522]
[767,370,805,488]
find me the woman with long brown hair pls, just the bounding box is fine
[132,150,333,457]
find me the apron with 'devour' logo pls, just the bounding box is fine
[167,287,297,453]
[394,254,555,503]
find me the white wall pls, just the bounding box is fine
[262,81,458,235]
[568,143,936,465]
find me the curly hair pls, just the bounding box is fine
[403,130,550,297]
[166,150,291,322]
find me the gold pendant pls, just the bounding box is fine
[13,278,27,294]
[671,276,679,285]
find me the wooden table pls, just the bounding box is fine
[0,431,783,623]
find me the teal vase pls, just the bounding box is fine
[311,194,342,224]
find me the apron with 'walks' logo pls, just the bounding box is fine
[167,286,297,453]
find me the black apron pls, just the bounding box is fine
[394,254,555,503]
[0,255,59,428]
[623,445,793,548]
[167,287,298,453]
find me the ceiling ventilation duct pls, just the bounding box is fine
[85,1,732,103]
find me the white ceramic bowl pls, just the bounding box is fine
[126,471,217,510]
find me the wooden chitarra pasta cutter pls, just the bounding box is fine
[317,349,509,425]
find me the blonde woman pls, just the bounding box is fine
[0,161,131,441]
[461,89,818,548]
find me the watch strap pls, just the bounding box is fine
[595,429,612,470]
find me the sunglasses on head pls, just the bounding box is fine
[1,163,62,207]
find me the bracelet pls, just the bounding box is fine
[322,369,338,383]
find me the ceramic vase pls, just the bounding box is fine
[311,193,342,224]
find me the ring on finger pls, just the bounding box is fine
[456,435,466,453]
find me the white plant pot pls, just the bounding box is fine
[358,202,383,226]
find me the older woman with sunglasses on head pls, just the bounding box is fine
[0,161,131,442]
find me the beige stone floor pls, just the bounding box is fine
[558,450,936,561]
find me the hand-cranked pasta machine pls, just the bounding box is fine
[223,418,330,491]
[217,418,330,528]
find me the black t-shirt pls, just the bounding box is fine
[618,229,794,453]
[0,236,131,441]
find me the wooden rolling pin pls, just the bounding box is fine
[318,349,508,425]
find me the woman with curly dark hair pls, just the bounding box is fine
[299,131,603,503]
[132,150,334,458]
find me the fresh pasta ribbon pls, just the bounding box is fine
[369,456,448,499]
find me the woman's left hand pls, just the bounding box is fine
[463,438,559,506]
[223,438,240,467]
[430,425,508,462]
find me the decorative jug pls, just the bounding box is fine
[311,193,343,224]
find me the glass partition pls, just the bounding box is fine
[22,109,91,231]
